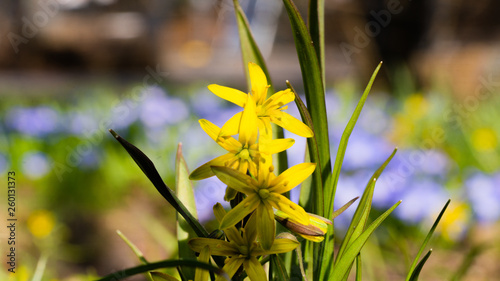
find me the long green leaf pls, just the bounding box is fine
[355,254,362,281]
[336,148,397,263]
[233,0,273,93]
[287,81,322,211]
[405,199,450,281]
[175,143,198,280]
[97,260,227,281]
[320,62,383,280]
[151,272,180,281]
[283,0,329,217]
[331,200,401,281]
[308,0,325,88]
[408,250,432,281]
[270,254,289,281]
[109,129,208,238]
[327,61,383,217]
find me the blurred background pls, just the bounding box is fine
[1,0,500,280]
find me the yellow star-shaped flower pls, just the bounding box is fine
[189,204,299,281]
[190,95,295,200]
[208,62,313,139]
[211,162,316,250]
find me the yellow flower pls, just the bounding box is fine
[27,209,55,238]
[190,95,295,200]
[211,162,315,250]
[189,204,299,281]
[472,128,497,152]
[275,210,332,242]
[208,62,313,138]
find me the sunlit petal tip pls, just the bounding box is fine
[207,84,247,107]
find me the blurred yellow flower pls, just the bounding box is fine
[27,209,56,238]
[439,201,470,241]
[404,93,429,120]
[472,128,497,151]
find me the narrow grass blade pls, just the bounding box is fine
[175,143,199,280]
[270,254,289,281]
[336,179,376,266]
[336,148,397,262]
[287,80,322,213]
[308,0,325,88]
[283,0,330,217]
[109,129,208,238]
[320,62,383,280]
[408,249,432,281]
[332,196,359,219]
[405,199,451,281]
[232,0,273,93]
[327,61,383,216]
[355,254,362,281]
[331,200,401,281]
[151,272,179,281]
[97,260,228,281]
[116,230,150,265]
[116,230,147,263]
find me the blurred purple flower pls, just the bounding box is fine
[140,87,189,128]
[110,99,141,130]
[67,112,99,135]
[465,172,500,223]
[394,179,449,224]
[342,131,393,171]
[194,177,230,222]
[191,89,226,120]
[21,151,51,179]
[6,106,60,136]
[419,149,451,177]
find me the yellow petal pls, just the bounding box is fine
[298,234,325,242]
[208,84,247,107]
[238,95,259,146]
[212,166,258,194]
[195,245,210,281]
[220,195,260,229]
[243,213,258,243]
[269,194,310,225]
[189,154,234,180]
[199,119,220,142]
[219,111,242,138]
[213,204,246,245]
[188,238,238,256]
[266,89,294,109]
[253,238,299,256]
[243,257,267,281]
[274,210,329,242]
[200,119,241,151]
[269,163,316,193]
[257,202,275,250]
[248,62,269,104]
[271,111,314,137]
[260,138,295,155]
[215,257,245,281]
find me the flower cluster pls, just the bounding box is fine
[188,62,326,280]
